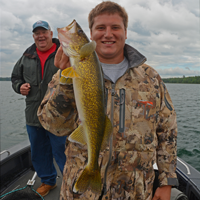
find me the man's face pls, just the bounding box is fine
[33,28,53,51]
[90,13,127,64]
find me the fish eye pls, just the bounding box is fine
[78,29,83,34]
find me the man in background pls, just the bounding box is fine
[11,20,67,197]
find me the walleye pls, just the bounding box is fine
[57,20,112,194]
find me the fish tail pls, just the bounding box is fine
[73,166,101,194]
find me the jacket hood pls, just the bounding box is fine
[124,43,147,69]
[23,38,60,58]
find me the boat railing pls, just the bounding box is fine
[0,150,10,157]
[177,157,191,175]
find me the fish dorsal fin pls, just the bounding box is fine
[101,115,113,151]
[59,76,73,85]
[61,67,79,78]
[68,124,87,145]
[80,41,96,59]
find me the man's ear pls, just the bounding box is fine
[125,29,127,39]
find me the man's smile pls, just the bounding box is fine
[102,41,115,44]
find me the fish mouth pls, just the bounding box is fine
[67,19,76,32]
[57,20,77,48]
[57,19,77,34]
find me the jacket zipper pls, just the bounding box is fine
[119,89,125,133]
[102,83,115,195]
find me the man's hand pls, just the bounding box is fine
[20,83,31,96]
[54,46,70,70]
[152,185,172,200]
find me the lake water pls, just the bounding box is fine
[0,81,200,171]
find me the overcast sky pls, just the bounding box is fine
[0,0,199,78]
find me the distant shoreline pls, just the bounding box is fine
[162,76,200,84]
[0,76,200,84]
[0,77,11,81]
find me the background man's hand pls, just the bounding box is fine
[152,185,172,200]
[20,83,31,96]
[54,46,70,70]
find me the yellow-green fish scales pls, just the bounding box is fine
[57,20,112,194]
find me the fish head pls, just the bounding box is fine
[57,20,90,57]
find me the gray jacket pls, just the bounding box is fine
[11,38,60,126]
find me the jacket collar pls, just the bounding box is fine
[124,43,146,69]
[102,44,147,82]
[23,38,60,58]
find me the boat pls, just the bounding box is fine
[0,140,200,200]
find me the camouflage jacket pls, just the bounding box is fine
[38,44,178,200]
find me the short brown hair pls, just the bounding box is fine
[88,1,128,30]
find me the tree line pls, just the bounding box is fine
[163,76,200,84]
[0,77,11,81]
[0,76,200,84]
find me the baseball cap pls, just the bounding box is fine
[32,20,50,32]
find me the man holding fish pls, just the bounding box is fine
[38,1,178,199]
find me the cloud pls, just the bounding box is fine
[185,67,190,71]
[157,66,200,78]
[0,0,199,78]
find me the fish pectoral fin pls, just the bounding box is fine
[73,166,101,194]
[80,41,96,59]
[68,124,86,145]
[59,76,73,85]
[61,67,79,78]
[101,115,113,151]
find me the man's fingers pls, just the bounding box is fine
[152,196,158,200]
[54,46,63,67]
[152,186,171,200]
[25,83,30,88]
[60,53,70,70]
[20,83,31,95]
[21,83,30,89]
[54,46,70,70]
